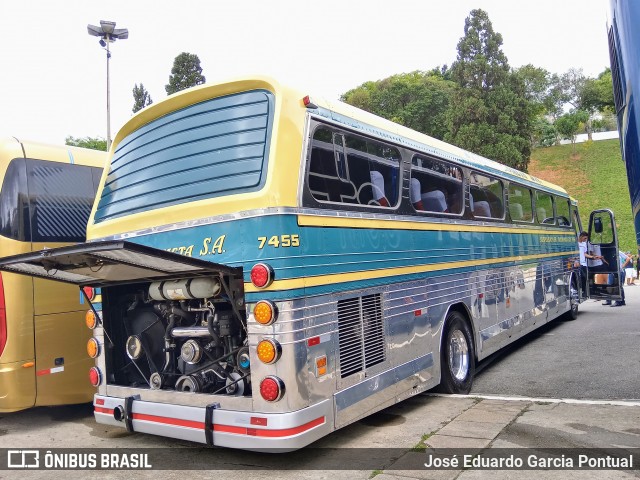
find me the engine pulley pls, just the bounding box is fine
[180,339,203,365]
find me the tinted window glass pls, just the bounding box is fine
[0,158,30,241]
[535,191,555,224]
[26,159,100,242]
[508,184,533,222]
[410,156,463,214]
[470,172,504,219]
[94,91,274,223]
[307,126,401,208]
[555,197,571,226]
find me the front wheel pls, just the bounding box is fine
[437,311,475,394]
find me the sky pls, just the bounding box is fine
[0,0,612,146]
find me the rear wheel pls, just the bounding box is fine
[437,311,475,394]
[564,277,579,320]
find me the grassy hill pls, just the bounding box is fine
[529,138,636,254]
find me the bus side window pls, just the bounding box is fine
[470,172,504,219]
[507,184,533,222]
[306,126,401,209]
[308,127,357,203]
[26,160,98,242]
[410,155,462,214]
[0,158,31,241]
[555,196,571,226]
[535,191,555,224]
[345,134,400,208]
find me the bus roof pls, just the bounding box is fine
[0,136,107,169]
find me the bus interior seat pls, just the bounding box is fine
[509,203,524,220]
[410,178,424,210]
[422,190,448,213]
[369,170,389,206]
[536,207,547,222]
[474,200,492,217]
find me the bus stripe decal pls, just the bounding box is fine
[297,214,577,235]
[244,250,577,293]
[36,366,64,376]
[95,408,325,438]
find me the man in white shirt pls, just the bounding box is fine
[578,231,605,298]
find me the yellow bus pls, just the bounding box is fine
[0,137,105,412]
[0,78,620,450]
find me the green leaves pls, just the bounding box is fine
[341,71,455,140]
[65,136,107,151]
[132,83,153,114]
[165,52,206,95]
[446,9,533,171]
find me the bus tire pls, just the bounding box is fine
[437,311,475,394]
[564,277,579,321]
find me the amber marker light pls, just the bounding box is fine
[87,338,100,358]
[257,339,281,364]
[316,356,327,376]
[254,300,277,325]
[86,310,97,329]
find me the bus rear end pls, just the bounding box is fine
[0,79,333,449]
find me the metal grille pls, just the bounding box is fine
[337,294,385,378]
[608,25,624,114]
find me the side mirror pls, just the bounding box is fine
[594,217,603,233]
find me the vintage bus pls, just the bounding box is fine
[0,137,105,412]
[608,0,640,253]
[0,78,621,449]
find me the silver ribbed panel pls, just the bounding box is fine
[337,294,385,378]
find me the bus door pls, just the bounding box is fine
[586,209,623,300]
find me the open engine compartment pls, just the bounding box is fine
[102,275,250,396]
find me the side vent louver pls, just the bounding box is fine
[337,294,385,378]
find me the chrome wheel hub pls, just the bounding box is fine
[449,330,469,381]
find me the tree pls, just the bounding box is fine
[165,52,206,95]
[445,9,534,171]
[555,110,589,154]
[514,64,551,116]
[132,83,153,113]
[65,136,107,151]
[557,68,587,110]
[532,117,558,147]
[341,71,456,140]
[580,68,615,114]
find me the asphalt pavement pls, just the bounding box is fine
[471,279,640,400]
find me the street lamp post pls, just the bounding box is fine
[87,20,128,151]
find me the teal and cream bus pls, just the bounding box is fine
[0,77,621,450]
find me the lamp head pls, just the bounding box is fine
[99,20,116,34]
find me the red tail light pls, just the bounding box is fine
[260,376,285,402]
[89,367,102,387]
[250,263,274,288]
[0,272,6,357]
